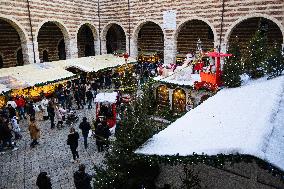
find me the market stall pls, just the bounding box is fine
[95,92,118,128]
[138,51,161,63]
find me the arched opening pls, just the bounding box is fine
[58,39,66,60]
[37,22,67,62]
[172,88,186,113]
[0,19,23,68]
[77,24,95,57]
[0,55,3,68]
[228,17,283,51]
[106,24,126,54]
[137,22,164,63]
[177,20,215,55]
[43,50,49,62]
[156,85,169,109]
[16,48,24,66]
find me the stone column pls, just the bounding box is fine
[67,38,78,59]
[94,39,101,55]
[101,38,107,54]
[21,40,39,64]
[130,37,138,58]
[168,88,174,110]
[33,41,40,63]
[164,31,176,65]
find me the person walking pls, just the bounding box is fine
[79,117,91,149]
[86,88,94,109]
[67,127,80,162]
[74,88,83,110]
[28,117,40,148]
[36,172,52,189]
[73,164,93,189]
[95,122,105,152]
[47,101,55,129]
[11,116,22,140]
[55,104,66,129]
[15,96,26,120]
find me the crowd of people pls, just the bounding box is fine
[0,61,160,188]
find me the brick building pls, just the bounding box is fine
[0,0,283,68]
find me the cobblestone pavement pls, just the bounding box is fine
[0,106,106,189]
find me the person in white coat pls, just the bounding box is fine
[11,116,22,140]
[41,97,49,120]
[55,104,67,129]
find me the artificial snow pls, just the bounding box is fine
[95,92,117,103]
[154,72,201,86]
[136,76,284,171]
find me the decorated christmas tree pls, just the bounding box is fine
[120,66,137,94]
[94,82,160,189]
[242,29,268,79]
[265,44,284,79]
[222,38,242,88]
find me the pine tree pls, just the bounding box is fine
[265,45,284,79]
[94,83,160,189]
[120,67,137,94]
[243,30,268,79]
[222,38,242,88]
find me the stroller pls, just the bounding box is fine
[65,110,79,125]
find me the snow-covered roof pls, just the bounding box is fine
[136,76,284,171]
[45,54,137,72]
[0,55,136,94]
[95,92,117,103]
[154,66,201,86]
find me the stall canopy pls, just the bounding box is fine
[0,55,136,94]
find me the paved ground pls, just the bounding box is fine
[0,106,106,189]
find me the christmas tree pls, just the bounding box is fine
[222,38,242,88]
[94,82,160,189]
[243,30,268,79]
[120,66,137,94]
[265,44,284,79]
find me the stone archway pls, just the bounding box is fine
[35,20,71,62]
[175,18,217,54]
[132,20,165,59]
[101,23,127,54]
[225,16,283,51]
[0,17,30,67]
[77,23,98,57]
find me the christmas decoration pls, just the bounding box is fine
[222,38,242,88]
[243,30,268,79]
[265,45,284,79]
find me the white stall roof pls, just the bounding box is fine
[95,92,118,103]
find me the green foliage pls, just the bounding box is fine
[222,38,242,88]
[94,83,160,189]
[265,45,284,79]
[180,165,201,189]
[121,70,137,94]
[243,30,268,79]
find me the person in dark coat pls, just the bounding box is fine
[67,127,80,162]
[80,84,86,105]
[7,104,16,119]
[74,88,83,110]
[85,89,94,109]
[47,101,55,129]
[94,123,104,152]
[26,101,36,120]
[73,164,93,189]
[2,118,15,149]
[79,117,91,149]
[36,172,52,189]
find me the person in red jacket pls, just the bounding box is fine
[15,96,26,120]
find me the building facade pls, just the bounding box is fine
[0,0,283,67]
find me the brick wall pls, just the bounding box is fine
[0,0,283,66]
